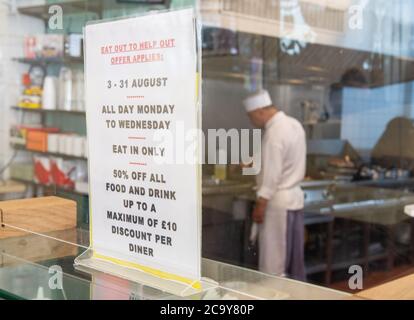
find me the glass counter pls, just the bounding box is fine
[0,228,350,300]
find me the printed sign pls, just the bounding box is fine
[84,8,201,283]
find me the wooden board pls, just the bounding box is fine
[0,196,77,239]
[356,274,414,300]
[0,228,79,266]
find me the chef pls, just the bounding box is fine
[243,90,307,281]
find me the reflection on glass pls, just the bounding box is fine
[0,0,413,299]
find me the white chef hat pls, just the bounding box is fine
[243,90,273,113]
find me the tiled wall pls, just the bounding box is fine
[341,81,414,155]
[0,5,44,176]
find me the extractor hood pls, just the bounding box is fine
[200,0,414,59]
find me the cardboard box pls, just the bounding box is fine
[26,128,60,152]
[24,34,64,59]
[26,130,48,152]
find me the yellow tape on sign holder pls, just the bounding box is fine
[93,252,202,290]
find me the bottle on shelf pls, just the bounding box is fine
[42,76,58,110]
[58,67,73,111]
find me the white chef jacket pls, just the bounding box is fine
[256,111,306,276]
[256,111,306,209]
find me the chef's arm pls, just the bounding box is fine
[252,197,268,223]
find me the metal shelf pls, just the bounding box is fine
[11,106,85,116]
[11,178,88,197]
[18,0,103,21]
[17,0,170,22]
[13,56,83,65]
[11,144,87,161]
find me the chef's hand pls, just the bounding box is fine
[252,197,268,224]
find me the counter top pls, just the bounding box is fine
[356,274,414,300]
[0,227,350,300]
[224,179,414,225]
[202,178,255,196]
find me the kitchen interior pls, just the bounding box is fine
[199,0,414,291]
[0,0,414,294]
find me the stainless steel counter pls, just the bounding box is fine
[205,177,414,224]
[202,178,255,196]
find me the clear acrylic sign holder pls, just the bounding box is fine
[74,249,218,297]
[74,7,216,297]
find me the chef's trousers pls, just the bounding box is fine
[285,209,306,281]
[258,207,306,281]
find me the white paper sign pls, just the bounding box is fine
[85,9,201,281]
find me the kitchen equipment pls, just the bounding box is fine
[307,139,361,180]
[72,136,85,157]
[301,99,329,125]
[50,158,77,189]
[42,76,57,110]
[26,128,59,152]
[58,67,73,111]
[28,65,46,87]
[404,204,414,217]
[26,131,48,152]
[74,160,88,194]
[65,34,83,58]
[22,73,31,87]
[18,66,45,109]
[18,94,41,109]
[372,117,414,170]
[24,36,36,59]
[58,134,67,155]
[249,222,259,244]
[33,156,51,185]
[47,133,59,153]
[72,70,85,111]
[31,34,64,58]
[64,135,74,155]
[10,125,40,145]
